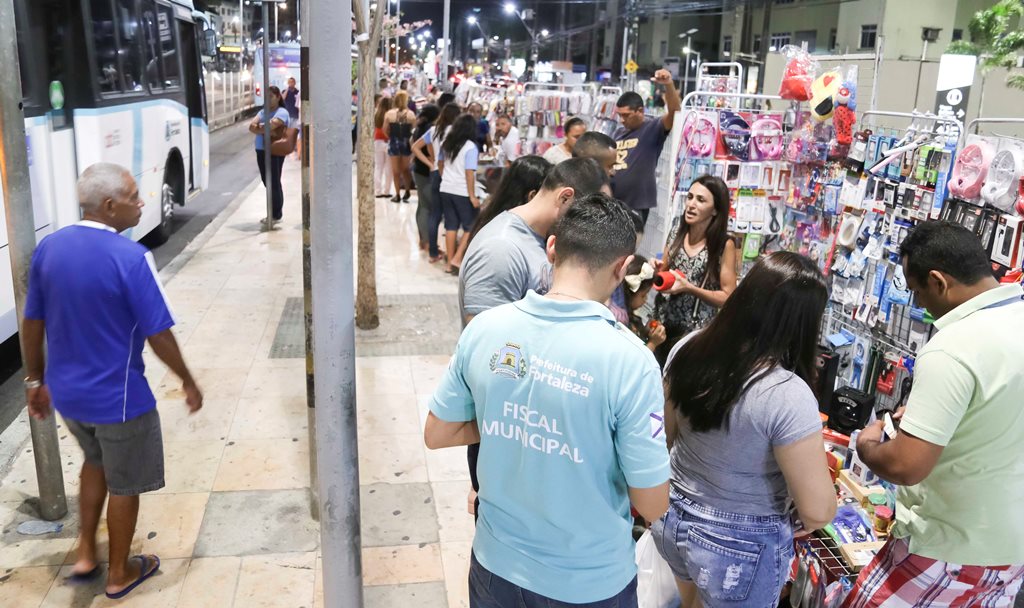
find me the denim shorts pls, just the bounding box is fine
[441,192,479,231]
[63,409,165,496]
[651,491,794,608]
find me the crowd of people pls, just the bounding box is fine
[405,74,1024,608]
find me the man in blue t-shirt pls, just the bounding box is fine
[23,163,202,601]
[426,193,670,606]
[611,69,681,229]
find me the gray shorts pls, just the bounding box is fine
[64,409,165,496]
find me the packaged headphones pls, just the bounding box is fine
[719,110,751,161]
[680,110,716,158]
[981,144,1024,213]
[750,116,784,161]
[949,138,996,200]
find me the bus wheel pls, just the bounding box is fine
[152,164,182,245]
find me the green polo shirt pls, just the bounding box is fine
[892,283,1024,566]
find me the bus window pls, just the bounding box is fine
[157,4,180,88]
[115,0,144,92]
[89,0,121,93]
[140,0,163,91]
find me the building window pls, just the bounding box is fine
[952,28,963,41]
[660,40,668,58]
[860,24,878,49]
[753,34,761,53]
[723,35,732,56]
[638,42,648,59]
[830,28,837,50]
[769,32,791,52]
[775,0,795,4]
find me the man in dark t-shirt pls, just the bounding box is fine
[611,69,681,228]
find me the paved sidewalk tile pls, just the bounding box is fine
[194,490,319,558]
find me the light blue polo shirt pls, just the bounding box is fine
[430,291,670,603]
[25,221,175,424]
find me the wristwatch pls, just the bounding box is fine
[24,377,43,390]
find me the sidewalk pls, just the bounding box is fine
[0,158,470,607]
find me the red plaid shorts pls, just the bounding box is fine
[842,537,1024,607]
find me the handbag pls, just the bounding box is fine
[270,126,298,156]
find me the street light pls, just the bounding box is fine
[503,2,516,15]
[540,29,549,37]
[466,15,477,25]
[680,27,700,96]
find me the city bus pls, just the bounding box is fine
[252,42,301,105]
[2,0,215,341]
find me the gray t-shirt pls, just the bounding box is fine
[666,345,823,516]
[459,211,551,324]
[611,117,669,211]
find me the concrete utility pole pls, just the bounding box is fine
[298,0,316,521]
[311,0,362,605]
[756,0,773,93]
[0,0,67,521]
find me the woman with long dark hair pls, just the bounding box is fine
[412,103,461,263]
[412,104,440,251]
[653,175,738,363]
[249,85,289,225]
[467,155,552,246]
[654,252,837,608]
[373,95,393,198]
[439,114,482,274]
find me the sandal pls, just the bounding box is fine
[105,554,160,600]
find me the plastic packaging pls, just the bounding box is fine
[636,529,680,608]
[779,44,817,101]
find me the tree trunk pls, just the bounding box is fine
[354,0,384,329]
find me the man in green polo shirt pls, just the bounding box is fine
[845,221,1024,607]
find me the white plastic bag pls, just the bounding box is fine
[635,529,681,608]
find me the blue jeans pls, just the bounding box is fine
[651,491,794,608]
[470,552,638,608]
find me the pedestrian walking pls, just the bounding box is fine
[611,69,681,228]
[23,163,202,600]
[249,85,289,225]
[412,103,461,264]
[843,221,1024,607]
[425,193,669,606]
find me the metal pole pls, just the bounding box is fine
[275,3,279,43]
[261,2,275,230]
[299,0,316,521]
[384,0,390,78]
[0,0,67,521]
[683,35,691,97]
[442,0,450,85]
[310,0,362,604]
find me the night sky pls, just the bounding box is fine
[399,0,571,45]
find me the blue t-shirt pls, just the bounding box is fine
[254,107,291,151]
[430,291,670,603]
[25,222,175,424]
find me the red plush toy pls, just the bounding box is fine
[833,86,856,146]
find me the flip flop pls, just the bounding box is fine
[65,565,101,584]
[105,554,160,599]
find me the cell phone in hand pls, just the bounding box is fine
[882,412,898,441]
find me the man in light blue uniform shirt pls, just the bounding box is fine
[426,193,670,606]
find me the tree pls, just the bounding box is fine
[352,0,386,329]
[948,0,1024,90]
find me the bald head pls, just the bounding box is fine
[78,163,132,212]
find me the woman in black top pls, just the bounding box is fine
[653,175,738,365]
[385,90,416,202]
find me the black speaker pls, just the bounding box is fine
[828,386,875,436]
